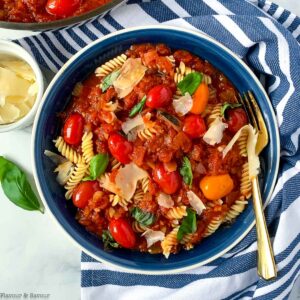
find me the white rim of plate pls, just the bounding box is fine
[31,25,280,275]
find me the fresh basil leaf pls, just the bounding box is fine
[221,102,242,118]
[83,153,109,181]
[0,156,44,213]
[129,95,147,117]
[177,72,202,95]
[131,207,155,226]
[101,70,120,92]
[177,208,197,241]
[180,156,193,187]
[102,230,119,250]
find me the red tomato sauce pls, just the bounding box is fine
[0,0,112,22]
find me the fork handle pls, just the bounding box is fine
[252,176,277,280]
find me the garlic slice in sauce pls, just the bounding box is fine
[203,117,228,146]
[172,93,193,116]
[113,58,147,98]
[222,124,259,180]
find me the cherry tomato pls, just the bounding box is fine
[183,115,206,138]
[46,0,80,17]
[153,163,181,195]
[63,113,84,145]
[146,85,173,109]
[200,174,234,201]
[109,218,136,249]
[72,181,100,209]
[108,133,133,164]
[226,108,248,134]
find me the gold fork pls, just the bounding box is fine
[238,91,277,280]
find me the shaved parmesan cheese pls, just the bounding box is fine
[172,93,193,116]
[44,150,68,165]
[187,191,206,215]
[113,58,147,98]
[115,163,148,201]
[203,117,228,145]
[0,60,35,81]
[157,193,174,208]
[0,103,20,124]
[0,58,37,125]
[99,174,120,195]
[142,229,165,248]
[54,161,74,185]
[122,114,145,135]
[222,125,260,179]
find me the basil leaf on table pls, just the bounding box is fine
[180,156,193,187]
[221,102,242,118]
[83,153,109,181]
[177,208,197,241]
[101,70,121,92]
[177,72,202,95]
[0,156,44,213]
[102,230,119,250]
[129,95,147,117]
[131,207,155,226]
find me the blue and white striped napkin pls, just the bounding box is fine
[15,0,300,299]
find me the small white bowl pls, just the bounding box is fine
[0,40,44,132]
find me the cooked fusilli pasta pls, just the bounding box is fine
[95,54,127,77]
[109,194,132,210]
[174,61,194,84]
[65,163,89,199]
[161,227,179,258]
[140,177,149,193]
[81,131,94,164]
[54,136,84,164]
[133,188,144,202]
[166,206,187,220]
[111,158,122,171]
[132,221,148,233]
[224,197,248,223]
[240,162,252,199]
[72,82,83,97]
[181,233,197,250]
[203,217,223,237]
[202,74,212,85]
[102,101,120,112]
[238,130,248,157]
[137,126,160,141]
[207,103,222,127]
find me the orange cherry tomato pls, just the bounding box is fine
[200,174,234,201]
[190,83,209,114]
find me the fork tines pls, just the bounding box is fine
[238,91,260,131]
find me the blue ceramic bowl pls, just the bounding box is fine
[32,26,280,274]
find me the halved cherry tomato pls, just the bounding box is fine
[72,181,100,209]
[46,0,80,17]
[153,163,181,195]
[190,83,209,114]
[146,85,173,109]
[108,133,133,164]
[200,174,234,201]
[226,108,248,134]
[109,218,136,249]
[63,113,84,145]
[183,115,206,138]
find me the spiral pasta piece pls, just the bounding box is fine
[203,217,223,237]
[238,130,248,157]
[205,199,223,208]
[161,227,179,258]
[202,74,212,85]
[109,194,132,210]
[111,158,122,171]
[133,188,144,202]
[224,197,248,223]
[95,54,127,77]
[174,61,194,84]
[81,132,94,164]
[181,233,197,250]
[166,206,187,220]
[137,126,160,141]
[240,162,252,199]
[54,136,84,164]
[72,82,83,96]
[207,103,222,127]
[132,221,148,233]
[102,101,119,112]
[201,103,214,118]
[64,163,89,199]
[140,177,149,193]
